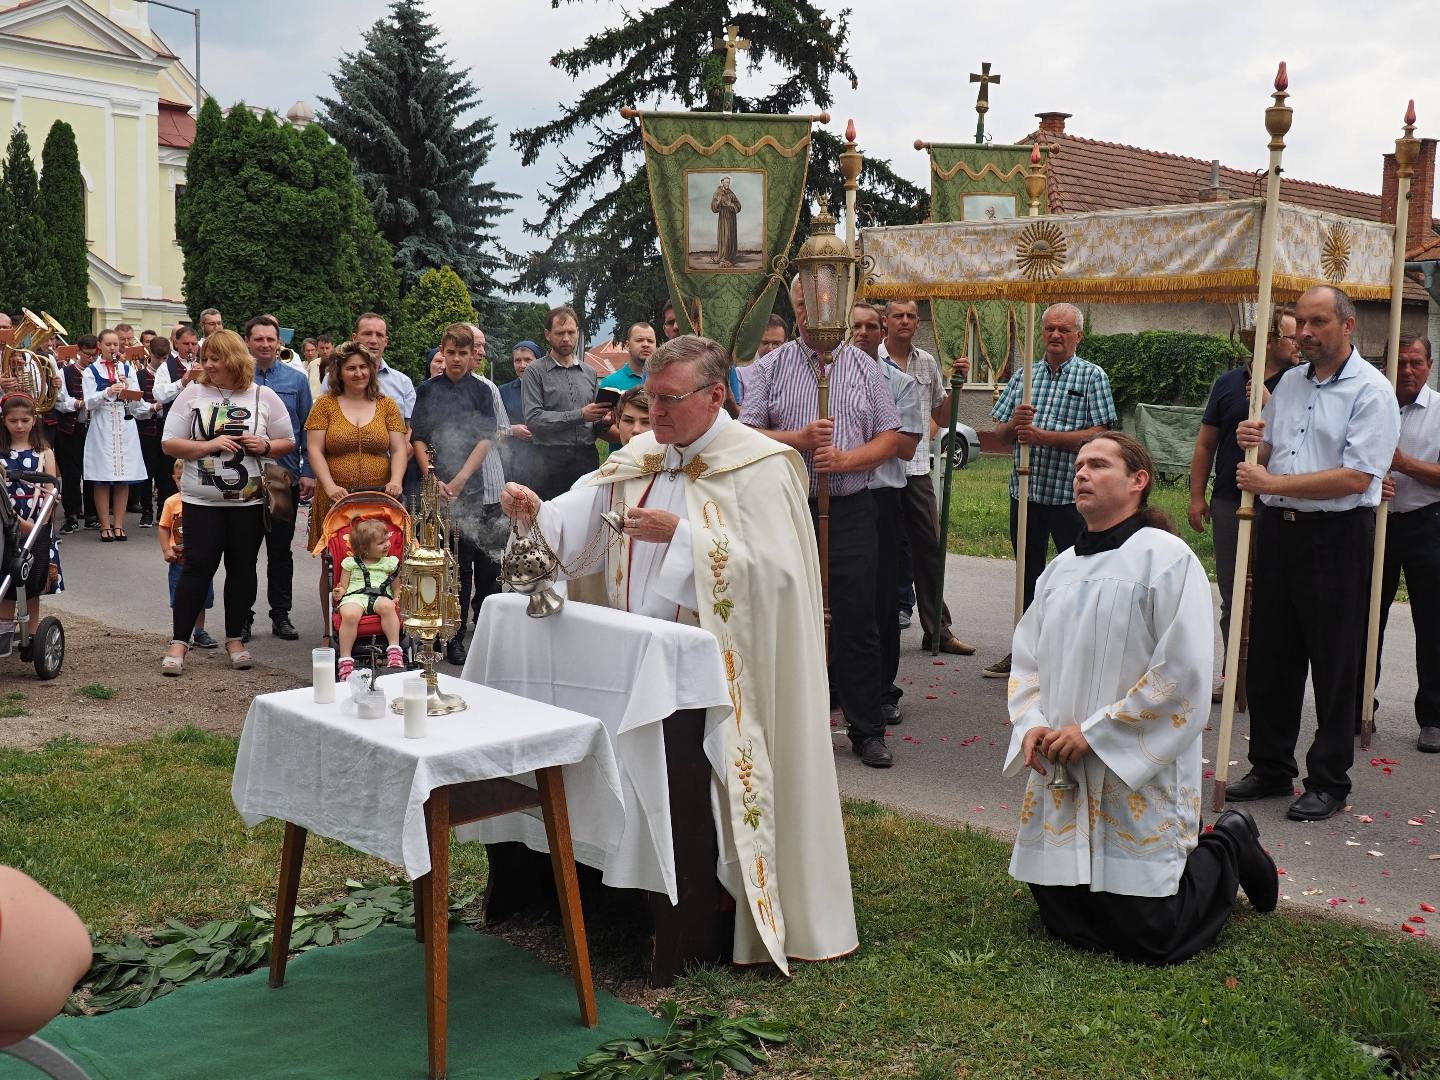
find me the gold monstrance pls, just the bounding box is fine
[393,455,467,715]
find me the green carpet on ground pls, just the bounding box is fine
[2,927,666,1080]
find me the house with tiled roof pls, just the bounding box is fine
[0,0,198,331]
[1014,111,1438,353]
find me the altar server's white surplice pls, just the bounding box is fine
[1003,525,1214,897]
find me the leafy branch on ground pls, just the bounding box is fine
[71,880,477,1015]
[533,1002,786,1080]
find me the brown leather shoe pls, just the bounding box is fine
[937,636,976,656]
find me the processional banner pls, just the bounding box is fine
[923,143,1048,382]
[860,199,1395,304]
[639,112,814,364]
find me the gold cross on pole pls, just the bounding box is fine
[969,61,1001,144]
[715,23,749,111]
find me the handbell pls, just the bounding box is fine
[1048,760,1079,791]
[600,508,626,536]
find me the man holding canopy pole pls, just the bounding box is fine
[1228,285,1399,821]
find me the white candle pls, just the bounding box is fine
[403,677,427,739]
[312,648,336,704]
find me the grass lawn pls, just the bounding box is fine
[946,454,1214,574]
[4,729,1437,1078]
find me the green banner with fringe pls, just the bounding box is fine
[639,112,814,364]
[925,143,1045,380]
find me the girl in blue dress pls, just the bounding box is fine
[1,394,64,646]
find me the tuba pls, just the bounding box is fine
[0,308,60,412]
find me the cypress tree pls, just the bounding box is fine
[389,266,476,381]
[37,121,89,334]
[0,125,63,315]
[511,1,928,330]
[318,0,517,302]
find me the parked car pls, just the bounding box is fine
[937,422,981,471]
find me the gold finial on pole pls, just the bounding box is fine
[840,118,863,315]
[1212,62,1292,811]
[969,61,1001,144]
[1360,99,1420,750]
[714,23,750,113]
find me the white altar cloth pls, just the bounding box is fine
[458,594,731,903]
[231,670,622,881]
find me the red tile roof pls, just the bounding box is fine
[1021,130,1383,219]
[158,99,194,149]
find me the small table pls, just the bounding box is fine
[460,595,735,984]
[232,672,624,1080]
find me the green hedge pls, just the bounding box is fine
[1082,331,1248,414]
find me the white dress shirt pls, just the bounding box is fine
[376,360,416,421]
[1392,383,1440,513]
[1259,348,1401,512]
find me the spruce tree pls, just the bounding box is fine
[0,125,63,316]
[37,121,90,335]
[512,1,928,330]
[319,0,517,305]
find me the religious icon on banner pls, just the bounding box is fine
[685,169,767,272]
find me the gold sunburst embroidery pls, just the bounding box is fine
[1320,222,1351,283]
[1016,221,1068,281]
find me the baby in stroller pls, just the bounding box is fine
[334,517,405,680]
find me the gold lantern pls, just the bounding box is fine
[790,207,852,356]
[392,456,467,715]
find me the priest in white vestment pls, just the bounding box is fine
[501,334,857,973]
[1003,432,1278,964]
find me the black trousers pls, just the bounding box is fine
[173,502,265,642]
[899,474,953,640]
[52,426,86,520]
[532,444,599,501]
[1030,829,1240,966]
[253,485,300,621]
[457,531,500,636]
[1246,505,1373,800]
[872,487,903,705]
[1376,503,1440,729]
[809,490,884,743]
[1008,498,1085,611]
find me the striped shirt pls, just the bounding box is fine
[992,355,1117,505]
[739,339,902,497]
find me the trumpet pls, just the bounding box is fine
[0,308,60,412]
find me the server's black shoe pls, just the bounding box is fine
[853,737,894,768]
[445,635,468,667]
[881,703,902,726]
[271,615,299,640]
[1212,808,1278,913]
[1286,790,1344,822]
[1224,772,1292,802]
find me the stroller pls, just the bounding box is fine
[0,460,64,679]
[315,491,413,673]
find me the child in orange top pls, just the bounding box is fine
[158,459,217,668]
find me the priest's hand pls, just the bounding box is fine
[1021,727,1049,777]
[1235,418,1265,450]
[624,507,679,544]
[501,482,541,525]
[1235,461,1273,495]
[1041,723,1091,766]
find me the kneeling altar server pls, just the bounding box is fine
[500,334,857,973]
[1003,433,1277,965]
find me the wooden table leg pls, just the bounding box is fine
[423,789,451,1080]
[268,822,307,989]
[535,766,598,1028]
[413,874,429,943]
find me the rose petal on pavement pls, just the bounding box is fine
[1420,903,1437,913]
[1357,815,1374,823]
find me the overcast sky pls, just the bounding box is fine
[150,0,1439,305]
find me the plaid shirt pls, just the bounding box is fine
[739,339,901,497]
[991,355,1116,505]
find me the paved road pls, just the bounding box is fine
[49,511,1440,933]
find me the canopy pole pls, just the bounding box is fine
[1212,63,1292,813]
[1360,101,1420,751]
[1011,143,1047,625]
